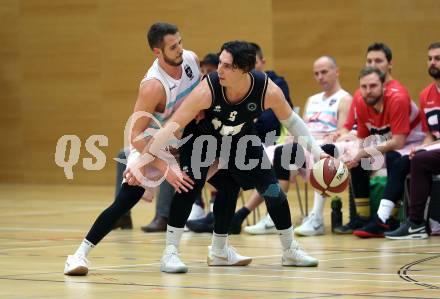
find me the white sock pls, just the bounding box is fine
[278,226,293,250]
[211,232,228,252]
[74,239,95,257]
[311,192,325,218]
[377,199,395,223]
[165,225,185,249]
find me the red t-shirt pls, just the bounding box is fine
[344,79,411,138]
[344,79,410,132]
[419,82,440,140]
[350,81,412,139]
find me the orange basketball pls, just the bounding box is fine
[309,157,349,197]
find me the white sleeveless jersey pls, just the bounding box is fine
[140,50,200,130]
[124,50,200,198]
[304,89,350,138]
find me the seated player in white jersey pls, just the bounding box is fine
[63,22,200,276]
[237,55,353,236]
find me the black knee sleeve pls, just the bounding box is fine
[265,190,292,230]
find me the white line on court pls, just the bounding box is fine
[93,267,440,287]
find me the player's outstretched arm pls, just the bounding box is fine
[124,79,211,192]
[264,80,326,161]
[148,79,212,191]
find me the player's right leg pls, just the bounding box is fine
[236,143,318,267]
[206,170,252,267]
[160,121,211,273]
[64,183,145,276]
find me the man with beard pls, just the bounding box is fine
[343,67,424,238]
[331,43,424,234]
[64,22,199,276]
[135,41,323,273]
[386,42,440,239]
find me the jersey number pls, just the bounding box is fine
[228,111,238,121]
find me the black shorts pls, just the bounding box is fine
[179,121,278,192]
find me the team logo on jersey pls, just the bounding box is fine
[329,98,337,106]
[184,65,194,79]
[247,103,257,111]
[214,105,221,112]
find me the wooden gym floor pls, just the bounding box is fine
[0,183,439,299]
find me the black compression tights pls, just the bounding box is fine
[211,171,242,234]
[85,183,145,245]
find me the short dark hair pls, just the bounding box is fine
[219,41,256,72]
[249,42,264,59]
[201,53,219,67]
[428,42,440,50]
[147,22,179,50]
[358,66,386,83]
[367,42,393,62]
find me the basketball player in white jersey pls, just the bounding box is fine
[243,56,353,236]
[64,22,198,276]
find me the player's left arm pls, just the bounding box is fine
[264,79,326,160]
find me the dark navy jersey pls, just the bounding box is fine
[204,70,269,138]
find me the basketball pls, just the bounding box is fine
[309,157,349,196]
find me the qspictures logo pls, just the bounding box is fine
[54,112,386,188]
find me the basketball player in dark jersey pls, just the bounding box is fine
[125,41,327,273]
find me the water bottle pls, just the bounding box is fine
[331,196,343,232]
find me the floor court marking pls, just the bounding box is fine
[0,276,436,299]
[93,264,440,281]
[99,267,405,283]
[398,254,440,290]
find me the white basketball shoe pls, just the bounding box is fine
[294,213,325,236]
[207,245,252,266]
[243,214,277,235]
[64,254,89,276]
[160,245,188,273]
[282,239,319,267]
